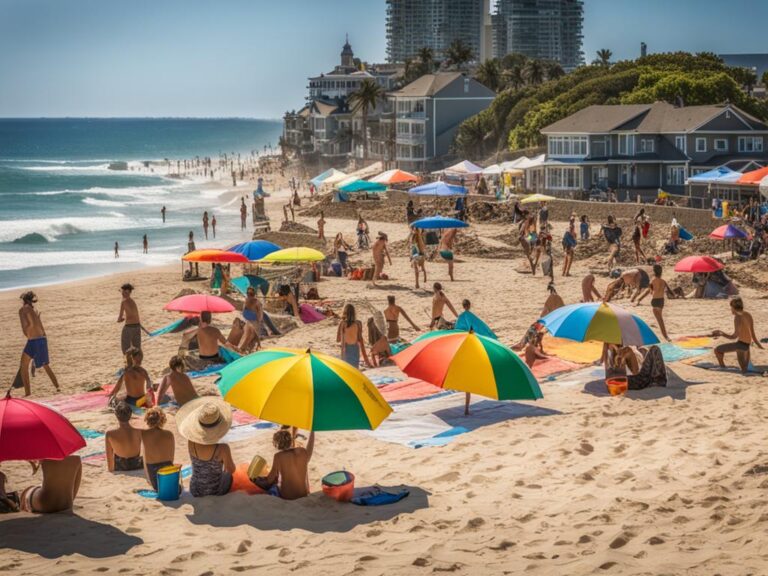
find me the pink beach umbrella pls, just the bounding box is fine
[164,294,235,314]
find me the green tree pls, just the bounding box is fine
[544,61,565,81]
[595,49,613,67]
[418,46,435,74]
[445,39,474,70]
[475,58,502,92]
[502,64,525,90]
[523,59,545,85]
[501,52,528,70]
[348,79,385,160]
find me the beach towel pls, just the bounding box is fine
[148,317,196,338]
[689,361,766,376]
[77,428,105,440]
[542,336,603,364]
[675,336,712,349]
[351,486,410,506]
[525,356,581,379]
[221,421,276,443]
[455,311,497,340]
[369,375,402,385]
[299,304,326,324]
[377,378,447,404]
[657,343,710,363]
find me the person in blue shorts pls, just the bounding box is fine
[18,291,59,396]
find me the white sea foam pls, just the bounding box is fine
[82,197,128,208]
[21,163,112,172]
[0,248,181,271]
[0,215,133,243]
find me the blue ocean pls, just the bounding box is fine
[0,118,283,290]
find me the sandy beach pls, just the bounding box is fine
[1,180,768,576]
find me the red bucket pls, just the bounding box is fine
[321,471,355,502]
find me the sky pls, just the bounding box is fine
[1,0,768,118]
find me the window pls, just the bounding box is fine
[667,166,686,185]
[695,138,707,152]
[675,135,686,153]
[738,136,764,152]
[638,138,654,153]
[714,139,728,152]
[397,122,410,135]
[412,144,425,158]
[547,167,581,189]
[618,134,635,156]
[412,123,425,135]
[592,166,608,185]
[547,136,588,157]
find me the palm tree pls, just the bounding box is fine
[503,64,525,90]
[418,46,435,74]
[445,39,474,70]
[348,79,385,161]
[545,61,565,81]
[523,59,545,85]
[475,58,501,92]
[595,49,612,67]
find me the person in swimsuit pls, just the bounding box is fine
[156,355,199,406]
[541,282,565,317]
[601,216,622,271]
[383,295,419,340]
[604,268,649,302]
[118,283,143,354]
[141,407,176,491]
[105,402,143,473]
[142,234,148,254]
[561,215,577,277]
[581,274,602,302]
[712,297,763,372]
[240,287,263,351]
[278,285,300,318]
[631,216,647,264]
[202,211,209,240]
[439,228,458,281]
[211,214,217,239]
[317,211,326,241]
[409,227,428,289]
[531,227,552,277]
[371,232,392,286]
[333,233,351,273]
[18,291,59,396]
[336,304,371,368]
[0,468,19,512]
[579,215,590,240]
[196,311,239,363]
[179,400,235,497]
[636,264,674,341]
[20,456,82,514]
[109,347,152,407]
[186,231,199,277]
[430,282,458,330]
[256,428,315,500]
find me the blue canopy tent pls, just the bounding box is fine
[408,182,467,197]
[338,180,387,193]
[686,166,741,184]
[228,240,281,262]
[412,215,468,229]
[310,168,336,187]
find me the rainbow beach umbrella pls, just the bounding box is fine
[182,249,249,263]
[217,348,392,431]
[539,302,659,347]
[392,330,542,401]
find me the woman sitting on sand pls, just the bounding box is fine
[141,407,176,491]
[105,402,143,472]
[179,399,235,497]
[603,343,667,390]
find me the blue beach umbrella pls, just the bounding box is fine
[228,240,281,262]
[231,275,270,297]
[408,182,467,197]
[412,215,468,229]
[539,302,659,347]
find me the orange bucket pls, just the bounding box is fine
[606,377,628,396]
[321,471,355,502]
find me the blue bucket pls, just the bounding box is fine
[157,465,181,501]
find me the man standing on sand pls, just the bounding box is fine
[636,264,674,341]
[161,206,166,223]
[203,211,209,240]
[439,228,458,281]
[384,295,420,340]
[142,234,148,254]
[18,291,59,396]
[430,282,458,330]
[240,199,247,230]
[118,283,142,354]
[371,232,392,286]
[114,241,119,258]
[317,212,326,241]
[211,214,217,239]
[712,297,763,372]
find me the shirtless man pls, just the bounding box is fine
[156,355,199,406]
[109,347,152,407]
[202,211,209,240]
[636,264,673,340]
[439,228,458,281]
[430,282,458,330]
[317,211,326,241]
[371,232,392,286]
[712,297,763,372]
[409,227,428,289]
[20,456,82,514]
[541,283,565,317]
[581,274,602,302]
[196,311,239,363]
[18,291,59,396]
[118,283,142,354]
[105,402,143,472]
[383,295,419,340]
[604,268,650,302]
[241,287,263,351]
[257,428,315,500]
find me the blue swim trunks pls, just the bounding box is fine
[23,337,49,368]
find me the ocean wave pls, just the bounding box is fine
[82,197,128,208]
[11,232,49,244]
[0,215,130,243]
[0,249,179,272]
[30,184,178,198]
[21,163,112,172]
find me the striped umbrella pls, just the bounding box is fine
[392,330,542,401]
[217,348,392,431]
[539,302,659,346]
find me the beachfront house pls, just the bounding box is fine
[539,102,768,197]
[388,72,495,172]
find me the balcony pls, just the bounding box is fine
[396,134,426,144]
[397,111,427,120]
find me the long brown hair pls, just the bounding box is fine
[342,303,356,327]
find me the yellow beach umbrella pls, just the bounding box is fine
[258,247,325,263]
[217,348,392,431]
[520,193,556,204]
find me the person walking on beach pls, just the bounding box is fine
[409,227,428,289]
[203,211,209,240]
[439,228,458,281]
[317,211,326,241]
[384,295,420,340]
[636,264,673,341]
[371,232,392,286]
[712,297,763,372]
[211,214,217,239]
[187,231,199,277]
[161,206,166,223]
[240,199,247,230]
[142,234,148,254]
[18,291,59,396]
[118,283,143,354]
[114,241,119,258]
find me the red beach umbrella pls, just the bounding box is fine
[164,294,235,314]
[674,256,724,273]
[0,391,86,461]
[709,224,748,240]
[182,249,249,263]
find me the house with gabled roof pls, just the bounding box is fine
[539,101,768,195]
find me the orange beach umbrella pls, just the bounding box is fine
[182,249,249,263]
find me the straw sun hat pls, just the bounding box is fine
[176,397,232,445]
